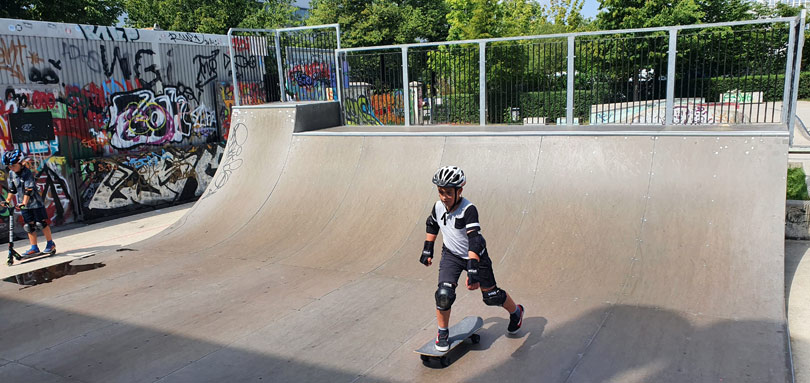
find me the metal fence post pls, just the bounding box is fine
[479,42,487,126]
[665,29,678,126]
[789,10,806,146]
[228,29,241,106]
[402,47,410,126]
[567,36,575,125]
[275,31,286,102]
[334,25,343,104]
[784,18,798,127]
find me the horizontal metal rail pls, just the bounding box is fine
[337,17,798,53]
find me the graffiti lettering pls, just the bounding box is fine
[62,42,102,73]
[4,88,57,110]
[193,50,219,89]
[100,45,131,79]
[370,91,404,125]
[168,32,216,46]
[134,49,161,89]
[0,38,26,82]
[80,144,222,216]
[204,123,247,198]
[29,67,60,85]
[78,25,141,42]
[218,83,234,139]
[232,37,251,52]
[64,83,106,127]
[345,95,382,125]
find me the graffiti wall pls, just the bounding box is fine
[78,143,224,219]
[0,18,271,226]
[589,99,748,125]
[284,47,337,101]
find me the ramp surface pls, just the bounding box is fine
[0,103,791,383]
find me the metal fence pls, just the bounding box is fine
[336,12,807,132]
[227,25,340,106]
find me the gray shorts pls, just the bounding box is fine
[438,246,497,289]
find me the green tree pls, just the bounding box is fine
[1,0,123,25]
[308,0,449,47]
[124,0,299,34]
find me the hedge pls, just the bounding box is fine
[788,167,810,201]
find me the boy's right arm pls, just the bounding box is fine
[421,207,440,266]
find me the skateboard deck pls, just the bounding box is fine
[415,316,483,367]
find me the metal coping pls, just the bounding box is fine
[337,16,799,53]
[294,128,789,138]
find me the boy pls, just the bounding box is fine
[2,149,56,257]
[420,165,524,351]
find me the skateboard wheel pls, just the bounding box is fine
[471,334,480,344]
[440,356,450,367]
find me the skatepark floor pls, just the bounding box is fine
[0,203,192,282]
[0,205,807,382]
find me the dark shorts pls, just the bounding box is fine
[21,206,49,226]
[438,246,497,289]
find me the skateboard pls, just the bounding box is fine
[414,316,483,367]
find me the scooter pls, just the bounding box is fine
[6,203,22,266]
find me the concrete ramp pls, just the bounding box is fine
[0,103,791,383]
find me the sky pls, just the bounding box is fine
[581,0,602,20]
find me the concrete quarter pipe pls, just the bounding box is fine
[0,102,791,382]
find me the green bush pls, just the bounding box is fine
[787,167,810,200]
[705,72,810,102]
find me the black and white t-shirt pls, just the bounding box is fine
[426,198,481,258]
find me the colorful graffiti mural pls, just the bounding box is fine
[78,143,224,218]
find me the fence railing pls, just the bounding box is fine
[227,24,340,106]
[335,12,806,132]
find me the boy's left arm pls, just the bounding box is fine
[465,206,485,289]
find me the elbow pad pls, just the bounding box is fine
[426,215,439,235]
[467,230,486,256]
[23,188,34,197]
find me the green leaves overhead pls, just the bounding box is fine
[308,0,450,47]
[1,0,124,25]
[123,0,300,34]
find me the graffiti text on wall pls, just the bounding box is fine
[79,144,223,217]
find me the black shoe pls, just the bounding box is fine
[435,330,450,352]
[508,304,524,334]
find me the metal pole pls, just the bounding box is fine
[402,47,410,126]
[479,42,486,126]
[665,29,678,125]
[334,25,343,104]
[783,19,798,125]
[567,36,575,125]
[789,11,806,146]
[228,28,241,106]
[275,30,286,102]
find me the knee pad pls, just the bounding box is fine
[482,287,507,306]
[23,222,36,233]
[36,220,47,230]
[435,282,456,311]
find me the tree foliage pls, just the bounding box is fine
[1,0,124,25]
[124,0,299,34]
[307,0,449,47]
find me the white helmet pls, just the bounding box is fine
[432,166,466,188]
